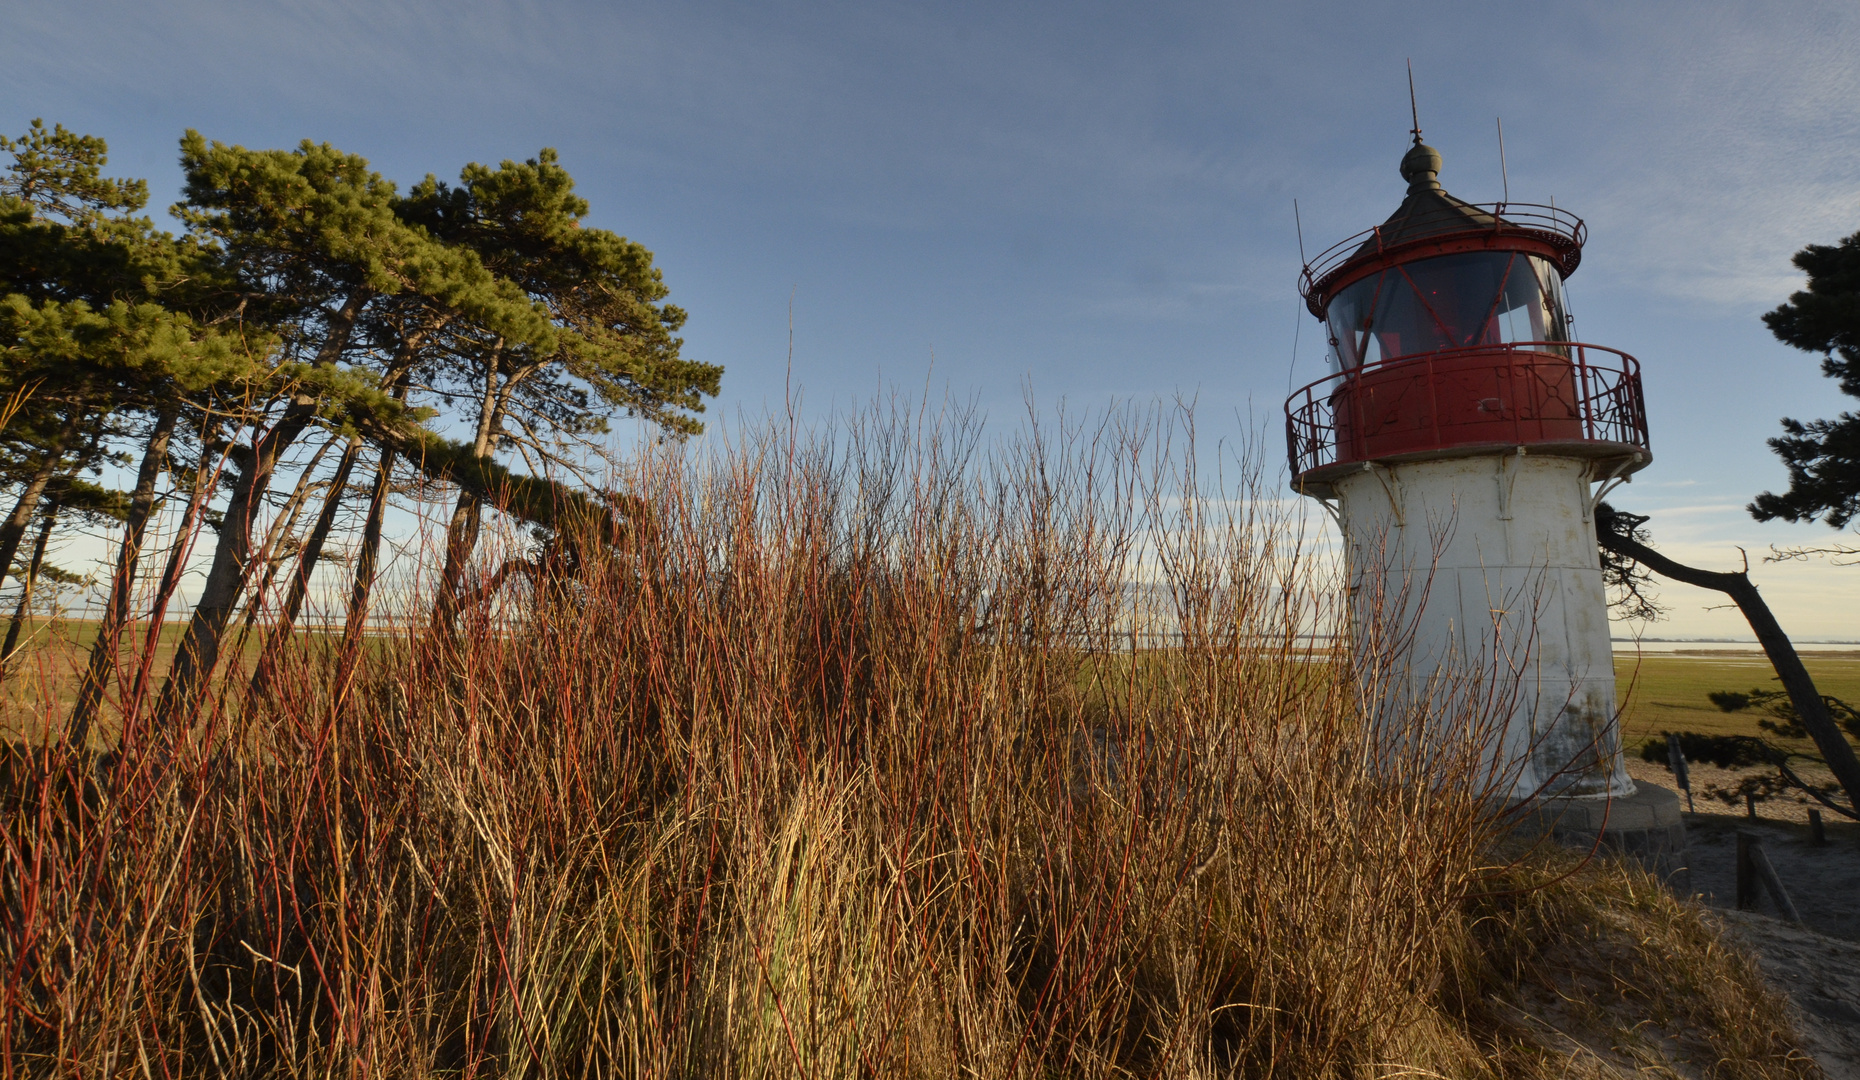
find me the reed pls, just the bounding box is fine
[0,402,1813,1077]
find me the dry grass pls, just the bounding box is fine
[0,403,1819,1077]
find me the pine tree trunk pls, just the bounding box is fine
[250,435,362,693]
[0,506,57,668]
[153,291,367,723]
[223,437,344,717]
[430,345,507,642]
[338,443,398,688]
[0,413,78,595]
[338,359,417,686]
[154,409,313,721]
[429,488,484,641]
[126,448,218,719]
[69,409,176,747]
[240,433,338,633]
[221,449,327,707]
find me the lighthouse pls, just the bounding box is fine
[1286,135,1680,854]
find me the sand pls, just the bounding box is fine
[1625,757,1860,1078]
[1717,911,1860,1080]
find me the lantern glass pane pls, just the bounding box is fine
[1325,252,1570,370]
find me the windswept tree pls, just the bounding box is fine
[1750,228,1860,559]
[0,121,258,737]
[397,150,721,631]
[1596,503,1860,814]
[1594,231,1860,813]
[152,132,557,718]
[0,120,158,597]
[3,123,722,728]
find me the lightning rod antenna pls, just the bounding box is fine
[1294,198,1307,267]
[1496,117,1510,204]
[1289,199,1307,393]
[1407,60,1422,144]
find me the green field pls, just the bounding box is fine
[0,617,367,736]
[1614,650,1860,749]
[8,619,1856,754]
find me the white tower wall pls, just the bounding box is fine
[1331,451,1631,800]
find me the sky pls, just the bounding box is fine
[5,0,1860,639]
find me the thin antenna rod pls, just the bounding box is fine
[1496,117,1509,204]
[1289,200,1306,393]
[1407,60,1422,144]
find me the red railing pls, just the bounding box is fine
[1299,202,1586,316]
[1285,342,1648,481]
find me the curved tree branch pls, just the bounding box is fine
[1598,504,1860,812]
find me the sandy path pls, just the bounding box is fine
[1679,812,1860,941]
[1715,911,1860,1080]
[1646,776,1860,1079]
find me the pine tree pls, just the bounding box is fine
[159,132,600,714]
[397,149,720,631]
[1750,228,1860,548]
[152,134,482,717]
[7,124,723,726]
[1,121,259,721]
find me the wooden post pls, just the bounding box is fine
[1666,734,1693,811]
[1735,832,1804,923]
[1750,840,1804,924]
[1808,808,1827,847]
[1745,791,1758,820]
[1735,833,1756,909]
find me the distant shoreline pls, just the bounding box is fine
[1612,638,1860,645]
[1612,639,1860,655]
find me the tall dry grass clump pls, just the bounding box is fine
[0,403,1816,1078]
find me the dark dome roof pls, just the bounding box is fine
[1349,142,1496,258]
[1298,142,1587,318]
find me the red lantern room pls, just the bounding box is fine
[1285,141,1651,496]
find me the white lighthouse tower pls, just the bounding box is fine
[1286,136,1682,862]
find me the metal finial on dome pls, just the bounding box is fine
[1400,142,1443,192]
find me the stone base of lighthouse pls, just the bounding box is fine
[1515,783,1690,889]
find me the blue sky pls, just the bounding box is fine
[7,0,1860,638]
